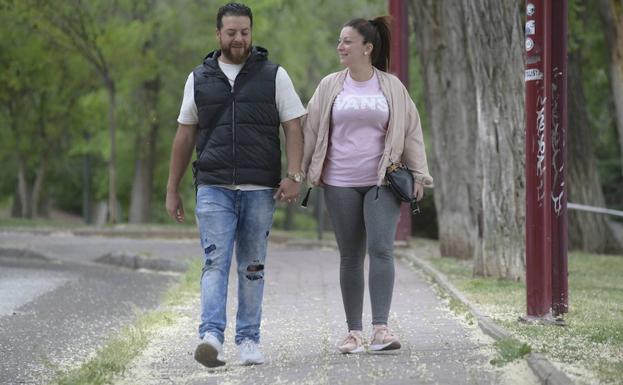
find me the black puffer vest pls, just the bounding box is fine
[192,46,281,187]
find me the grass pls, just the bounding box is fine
[52,311,176,385]
[417,240,623,385]
[0,217,83,228]
[490,338,532,367]
[50,259,202,385]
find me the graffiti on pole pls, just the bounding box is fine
[551,68,565,216]
[536,95,547,205]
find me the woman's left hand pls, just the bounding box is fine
[414,182,424,201]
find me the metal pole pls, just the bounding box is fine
[524,0,568,322]
[525,0,553,319]
[550,0,568,317]
[389,0,411,242]
[542,0,555,317]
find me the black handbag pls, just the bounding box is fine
[385,162,420,215]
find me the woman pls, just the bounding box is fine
[301,17,433,354]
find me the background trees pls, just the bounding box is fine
[0,0,621,266]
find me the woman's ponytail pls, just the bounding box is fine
[344,16,392,72]
[369,16,391,72]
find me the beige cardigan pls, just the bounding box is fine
[301,68,433,187]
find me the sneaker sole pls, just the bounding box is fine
[194,342,225,368]
[338,345,365,354]
[369,340,401,351]
[241,358,265,366]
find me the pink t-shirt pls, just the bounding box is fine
[322,71,389,187]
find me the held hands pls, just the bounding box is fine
[414,182,424,202]
[273,178,301,204]
[166,191,185,223]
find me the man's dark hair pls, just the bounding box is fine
[217,2,253,30]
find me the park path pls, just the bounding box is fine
[115,244,538,385]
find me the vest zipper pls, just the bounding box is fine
[231,88,237,184]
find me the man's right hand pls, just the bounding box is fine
[166,191,185,223]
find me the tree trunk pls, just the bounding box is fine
[410,0,480,260]
[464,1,525,280]
[129,77,160,223]
[567,50,623,253]
[598,0,623,175]
[16,157,31,218]
[31,93,48,218]
[105,76,119,223]
[284,204,296,230]
[411,0,525,278]
[30,160,46,218]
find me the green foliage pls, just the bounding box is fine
[490,338,532,367]
[273,206,317,231]
[569,0,623,211]
[2,0,617,224]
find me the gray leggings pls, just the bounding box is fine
[323,185,401,331]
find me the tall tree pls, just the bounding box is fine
[598,0,623,175]
[464,1,525,280]
[0,4,69,218]
[26,0,122,223]
[411,0,525,280]
[568,31,623,253]
[410,0,480,260]
[127,0,160,223]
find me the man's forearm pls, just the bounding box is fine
[282,118,303,174]
[167,125,197,192]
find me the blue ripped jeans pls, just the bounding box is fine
[195,186,275,345]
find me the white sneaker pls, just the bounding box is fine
[194,333,225,368]
[239,338,265,365]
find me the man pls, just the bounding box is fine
[165,2,305,368]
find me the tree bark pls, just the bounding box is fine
[284,204,296,230]
[410,0,480,260]
[16,157,31,218]
[411,0,525,279]
[598,0,623,175]
[463,1,525,280]
[567,50,623,253]
[30,159,46,218]
[129,77,160,223]
[105,76,119,223]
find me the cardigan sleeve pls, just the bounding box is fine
[301,83,322,181]
[402,87,434,186]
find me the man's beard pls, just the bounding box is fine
[221,44,251,64]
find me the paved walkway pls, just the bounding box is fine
[115,243,537,385]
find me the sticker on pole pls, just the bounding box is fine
[527,3,535,16]
[526,38,534,51]
[526,20,536,35]
[525,69,543,82]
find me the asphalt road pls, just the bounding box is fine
[0,230,202,385]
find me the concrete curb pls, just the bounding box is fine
[96,251,189,273]
[395,249,574,385]
[0,226,198,239]
[0,247,51,261]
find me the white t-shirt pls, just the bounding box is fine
[178,59,306,190]
[178,60,305,125]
